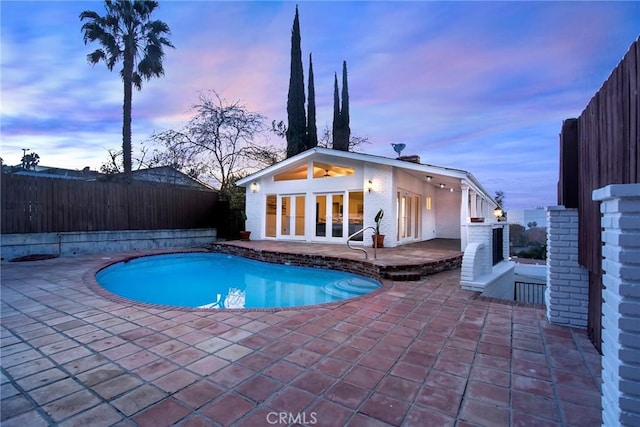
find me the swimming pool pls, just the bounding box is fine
[95,252,381,309]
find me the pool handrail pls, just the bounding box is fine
[347,226,377,260]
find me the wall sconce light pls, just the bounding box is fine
[367,179,373,193]
[439,183,445,189]
[250,182,259,193]
[493,207,503,220]
[426,175,432,182]
[450,188,454,192]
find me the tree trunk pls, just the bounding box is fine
[122,45,134,183]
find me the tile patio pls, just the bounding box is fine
[1,248,601,426]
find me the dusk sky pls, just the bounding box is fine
[1,1,638,209]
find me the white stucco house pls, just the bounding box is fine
[236,147,497,250]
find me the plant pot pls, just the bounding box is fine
[372,234,385,248]
[239,231,251,241]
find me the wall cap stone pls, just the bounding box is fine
[593,184,640,201]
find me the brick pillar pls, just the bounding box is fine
[593,184,640,427]
[545,206,589,327]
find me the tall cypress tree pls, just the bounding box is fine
[332,73,341,149]
[340,61,350,148]
[307,53,317,148]
[286,5,306,158]
[332,61,350,151]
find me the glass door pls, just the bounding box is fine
[315,193,345,241]
[279,194,305,239]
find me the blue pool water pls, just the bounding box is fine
[95,253,381,309]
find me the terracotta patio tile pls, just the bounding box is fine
[465,380,510,407]
[2,348,46,368]
[281,331,313,345]
[148,339,188,357]
[176,330,215,346]
[169,347,208,366]
[345,335,377,351]
[185,354,229,376]
[474,352,511,372]
[359,392,411,426]
[173,379,225,409]
[236,375,284,403]
[460,397,510,426]
[237,351,278,371]
[513,338,545,353]
[110,386,165,417]
[50,345,94,365]
[307,398,352,427]
[560,400,602,426]
[132,398,191,427]
[389,361,429,383]
[315,356,352,377]
[219,327,254,343]
[556,383,601,407]
[359,353,398,373]
[263,339,298,356]
[512,390,559,419]
[215,343,253,361]
[200,393,255,426]
[326,381,370,409]
[512,374,555,398]
[176,415,215,427]
[469,365,511,388]
[29,377,84,405]
[377,375,420,402]
[347,412,395,427]
[284,348,324,367]
[58,402,123,427]
[433,357,471,378]
[304,338,338,355]
[42,389,102,423]
[117,350,159,370]
[551,369,598,389]
[93,374,143,400]
[133,359,180,381]
[268,386,317,414]
[415,386,462,417]
[0,395,34,422]
[0,409,49,427]
[404,406,455,427]
[76,364,126,387]
[264,360,303,382]
[101,343,142,360]
[234,407,276,427]
[16,367,68,391]
[512,358,551,381]
[238,333,270,350]
[209,363,255,388]
[292,370,334,395]
[155,370,200,394]
[512,411,563,427]
[343,365,385,389]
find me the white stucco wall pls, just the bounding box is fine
[436,188,461,238]
[364,163,395,246]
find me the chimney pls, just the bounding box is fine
[397,155,421,164]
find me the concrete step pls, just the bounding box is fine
[383,270,422,281]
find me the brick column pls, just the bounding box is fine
[593,184,640,427]
[545,206,589,327]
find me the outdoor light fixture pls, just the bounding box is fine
[494,207,503,220]
[367,179,373,193]
[450,188,454,192]
[439,183,445,189]
[250,182,259,193]
[426,175,432,181]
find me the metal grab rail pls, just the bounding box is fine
[347,226,377,260]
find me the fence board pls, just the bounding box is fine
[0,174,218,233]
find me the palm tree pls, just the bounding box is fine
[80,0,174,181]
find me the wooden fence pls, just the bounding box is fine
[1,174,219,233]
[558,36,639,351]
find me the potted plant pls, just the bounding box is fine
[239,211,251,241]
[372,208,385,248]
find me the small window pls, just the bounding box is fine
[426,196,432,210]
[274,164,308,181]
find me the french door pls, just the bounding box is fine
[397,191,420,242]
[278,194,305,239]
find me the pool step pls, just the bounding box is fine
[322,277,380,298]
[384,270,423,281]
